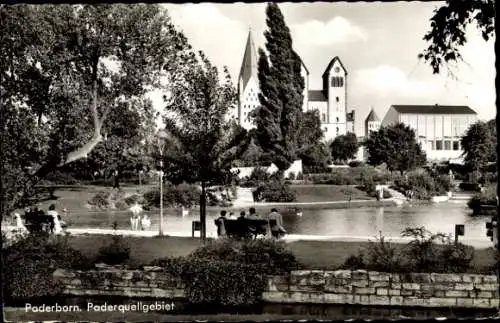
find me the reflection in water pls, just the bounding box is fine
[65,202,492,241]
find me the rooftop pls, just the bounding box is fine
[308,90,327,102]
[365,109,380,122]
[391,105,477,115]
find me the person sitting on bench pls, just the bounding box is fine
[246,207,260,220]
[214,210,227,237]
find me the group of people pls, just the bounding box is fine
[129,203,151,231]
[214,207,287,239]
[15,204,67,234]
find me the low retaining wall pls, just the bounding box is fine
[53,268,499,309]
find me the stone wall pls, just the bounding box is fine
[264,270,499,309]
[53,268,499,309]
[53,266,184,299]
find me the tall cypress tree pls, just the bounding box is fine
[254,3,305,171]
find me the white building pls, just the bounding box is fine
[356,108,381,161]
[381,104,478,162]
[235,30,355,142]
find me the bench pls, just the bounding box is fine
[216,218,279,239]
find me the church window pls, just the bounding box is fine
[331,77,344,87]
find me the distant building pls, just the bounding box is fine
[234,30,355,142]
[356,108,381,161]
[381,104,478,162]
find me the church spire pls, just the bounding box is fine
[239,28,258,90]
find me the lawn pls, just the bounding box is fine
[66,235,497,273]
[291,185,373,203]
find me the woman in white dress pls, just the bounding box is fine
[47,204,63,234]
[141,214,151,231]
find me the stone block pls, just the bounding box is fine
[288,292,310,303]
[333,270,351,279]
[391,282,401,289]
[462,274,484,283]
[369,272,391,281]
[403,297,429,307]
[324,285,352,294]
[456,298,474,308]
[455,283,474,291]
[402,283,420,290]
[389,289,400,296]
[482,275,498,283]
[354,287,376,295]
[308,271,326,286]
[432,283,455,291]
[475,284,497,291]
[70,279,82,285]
[429,297,457,307]
[376,288,388,296]
[400,290,415,296]
[149,283,158,288]
[445,290,468,298]
[133,281,149,288]
[289,284,323,292]
[369,295,390,306]
[434,290,445,298]
[491,298,500,308]
[268,276,289,292]
[370,281,390,288]
[472,298,491,308]
[324,293,353,304]
[262,291,287,303]
[391,274,401,283]
[351,280,369,288]
[390,296,404,306]
[351,270,369,280]
[408,273,432,283]
[431,273,461,283]
[120,271,133,280]
[414,290,434,298]
[143,266,163,272]
[309,292,325,303]
[473,291,493,298]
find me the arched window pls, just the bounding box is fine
[331,76,344,88]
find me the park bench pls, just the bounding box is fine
[215,218,278,239]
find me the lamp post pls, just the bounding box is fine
[157,130,168,236]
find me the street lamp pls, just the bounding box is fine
[157,130,168,236]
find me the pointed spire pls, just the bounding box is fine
[365,108,380,122]
[239,28,258,90]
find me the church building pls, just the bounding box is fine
[234,30,355,142]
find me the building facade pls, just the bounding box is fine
[356,108,381,161]
[235,30,355,142]
[381,105,478,162]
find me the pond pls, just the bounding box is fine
[58,201,494,248]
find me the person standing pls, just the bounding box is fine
[268,208,286,239]
[141,214,151,231]
[214,210,227,237]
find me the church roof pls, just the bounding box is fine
[308,90,327,102]
[391,105,477,115]
[239,30,258,90]
[365,109,380,122]
[295,53,309,74]
[322,56,347,77]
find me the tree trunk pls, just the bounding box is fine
[200,181,207,241]
[496,104,500,293]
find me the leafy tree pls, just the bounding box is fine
[419,0,495,75]
[365,123,426,174]
[162,51,248,239]
[330,132,359,164]
[253,3,307,171]
[461,120,496,174]
[0,4,190,215]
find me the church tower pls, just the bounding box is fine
[322,57,347,137]
[365,108,381,136]
[237,29,259,130]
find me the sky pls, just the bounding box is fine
[151,2,496,135]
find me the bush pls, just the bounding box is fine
[348,160,364,167]
[253,180,296,202]
[143,183,199,208]
[459,182,482,192]
[434,175,453,194]
[296,172,304,180]
[88,191,112,209]
[393,171,438,200]
[95,223,131,265]
[364,233,403,272]
[44,170,80,185]
[468,185,497,214]
[3,234,92,302]
[152,239,303,306]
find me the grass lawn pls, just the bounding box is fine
[66,235,497,274]
[291,185,372,203]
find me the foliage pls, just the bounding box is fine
[307,167,389,186]
[330,132,359,164]
[393,170,452,199]
[95,223,131,265]
[365,123,426,174]
[341,227,475,273]
[300,141,331,173]
[468,184,497,213]
[143,184,200,208]
[348,160,364,168]
[253,180,297,202]
[461,120,496,173]
[1,4,190,220]
[152,239,302,306]
[87,189,128,210]
[2,234,92,301]
[253,3,319,171]
[419,0,495,75]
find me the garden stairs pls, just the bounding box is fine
[233,187,255,207]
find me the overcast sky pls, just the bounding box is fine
[153,2,495,135]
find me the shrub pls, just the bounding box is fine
[95,223,131,265]
[468,184,497,214]
[3,234,92,302]
[287,172,296,180]
[253,180,296,202]
[143,183,200,208]
[249,166,270,182]
[44,170,80,185]
[365,233,403,272]
[348,160,364,167]
[434,175,453,194]
[152,239,303,306]
[124,193,145,206]
[439,243,475,273]
[459,182,482,192]
[393,171,438,200]
[88,191,112,209]
[296,172,304,180]
[342,253,365,270]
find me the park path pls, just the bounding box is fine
[1,225,492,249]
